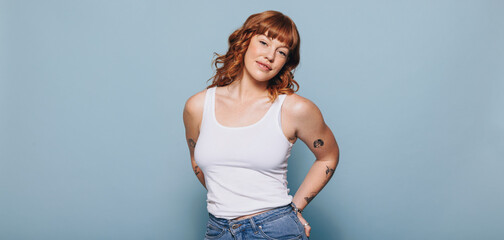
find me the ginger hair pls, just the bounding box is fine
[207,10,301,102]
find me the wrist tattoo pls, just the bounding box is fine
[313,139,324,148]
[325,165,335,178]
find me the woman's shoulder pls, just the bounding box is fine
[184,88,208,116]
[283,93,323,120]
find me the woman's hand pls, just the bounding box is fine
[296,212,311,238]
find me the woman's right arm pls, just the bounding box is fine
[183,90,206,189]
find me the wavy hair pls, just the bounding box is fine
[207,10,301,102]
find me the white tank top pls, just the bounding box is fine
[194,86,294,219]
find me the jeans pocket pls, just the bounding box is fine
[205,222,225,239]
[291,211,308,239]
[257,212,302,240]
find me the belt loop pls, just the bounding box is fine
[249,217,259,234]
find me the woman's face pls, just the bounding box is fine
[242,33,290,83]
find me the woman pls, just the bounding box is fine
[183,10,339,239]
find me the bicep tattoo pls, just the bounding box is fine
[313,139,324,148]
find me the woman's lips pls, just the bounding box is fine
[257,61,271,71]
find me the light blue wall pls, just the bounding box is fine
[1,0,503,239]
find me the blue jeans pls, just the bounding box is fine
[204,203,309,240]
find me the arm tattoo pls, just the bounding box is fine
[326,165,335,178]
[304,195,316,204]
[193,165,201,176]
[187,138,196,149]
[313,139,324,148]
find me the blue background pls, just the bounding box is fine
[1,0,503,239]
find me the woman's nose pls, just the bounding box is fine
[265,48,275,62]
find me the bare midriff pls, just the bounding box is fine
[232,209,272,221]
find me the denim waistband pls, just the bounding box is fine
[208,203,295,228]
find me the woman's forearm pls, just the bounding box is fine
[191,159,206,189]
[292,156,338,211]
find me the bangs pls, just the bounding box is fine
[255,15,299,50]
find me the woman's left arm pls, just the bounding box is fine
[287,95,340,236]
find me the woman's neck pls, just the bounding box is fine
[225,74,269,102]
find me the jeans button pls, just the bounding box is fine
[232,224,239,229]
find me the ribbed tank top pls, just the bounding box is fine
[194,86,294,219]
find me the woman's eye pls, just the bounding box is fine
[259,41,267,46]
[279,51,287,57]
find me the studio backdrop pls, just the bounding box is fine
[1,0,503,239]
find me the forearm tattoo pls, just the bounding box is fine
[313,139,324,148]
[187,138,196,149]
[326,165,335,178]
[193,165,201,176]
[304,194,316,204]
